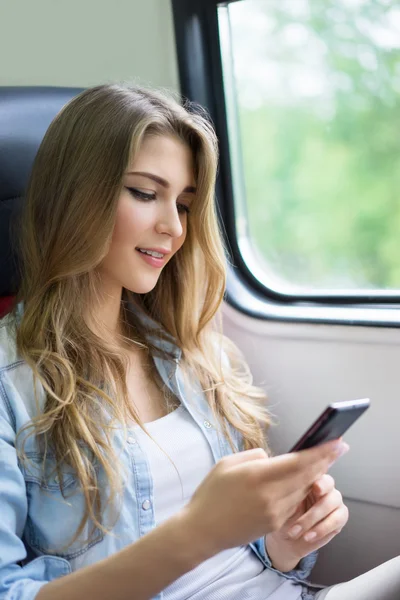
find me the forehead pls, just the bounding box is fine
[128,134,195,180]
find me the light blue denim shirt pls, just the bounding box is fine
[0,302,317,600]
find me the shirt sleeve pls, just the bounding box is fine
[0,377,72,600]
[218,338,318,582]
[253,535,318,582]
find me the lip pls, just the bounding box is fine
[135,247,172,255]
[135,248,171,269]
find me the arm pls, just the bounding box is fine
[0,387,209,600]
[250,535,317,582]
[36,511,208,600]
[263,535,318,579]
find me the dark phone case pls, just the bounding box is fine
[290,402,370,452]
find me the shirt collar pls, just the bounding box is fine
[128,302,182,362]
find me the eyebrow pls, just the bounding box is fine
[126,171,196,194]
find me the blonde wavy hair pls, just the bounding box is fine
[11,83,271,551]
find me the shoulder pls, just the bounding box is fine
[0,313,23,372]
[0,312,45,430]
[0,314,25,428]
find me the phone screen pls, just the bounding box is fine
[290,398,370,452]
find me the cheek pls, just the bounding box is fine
[111,198,147,245]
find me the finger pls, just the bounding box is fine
[268,488,317,531]
[304,475,335,510]
[311,474,336,500]
[297,440,350,476]
[296,528,342,556]
[287,456,343,502]
[292,441,349,490]
[260,439,348,486]
[286,489,343,540]
[301,504,349,544]
[281,501,306,529]
[280,481,341,528]
[221,447,268,467]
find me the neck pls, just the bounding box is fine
[86,284,123,346]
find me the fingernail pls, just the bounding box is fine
[328,439,343,451]
[288,525,302,538]
[304,531,317,542]
[336,442,350,458]
[328,443,350,469]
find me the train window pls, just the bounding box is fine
[217,0,400,294]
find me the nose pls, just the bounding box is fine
[155,201,184,238]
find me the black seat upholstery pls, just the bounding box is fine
[0,86,83,297]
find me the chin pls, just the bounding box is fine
[125,278,160,295]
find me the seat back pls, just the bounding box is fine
[0,86,83,314]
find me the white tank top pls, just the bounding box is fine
[132,404,304,600]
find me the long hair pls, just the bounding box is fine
[11,83,270,551]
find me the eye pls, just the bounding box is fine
[177,203,190,215]
[126,187,156,201]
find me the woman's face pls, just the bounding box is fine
[99,134,196,295]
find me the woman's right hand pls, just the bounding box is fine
[179,439,348,560]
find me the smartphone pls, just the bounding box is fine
[289,398,370,452]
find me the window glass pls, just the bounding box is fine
[218,0,400,292]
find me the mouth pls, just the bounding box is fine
[135,247,168,268]
[136,248,165,258]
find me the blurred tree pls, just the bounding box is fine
[227,0,400,289]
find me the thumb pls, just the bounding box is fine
[221,447,269,467]
[310,472,336,502]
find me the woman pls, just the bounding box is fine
[0,84,398,600]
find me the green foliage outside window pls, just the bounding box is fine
[222,0,400,289]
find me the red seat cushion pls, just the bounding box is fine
[0,296,15,318]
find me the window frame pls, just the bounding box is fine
[171,0,400,327]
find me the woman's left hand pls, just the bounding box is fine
[265,474,349,573]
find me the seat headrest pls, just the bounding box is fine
[0,86,83,296]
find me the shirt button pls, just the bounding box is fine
[204,420,212,429]
[127,435,137,444]
[142,499,151,510]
